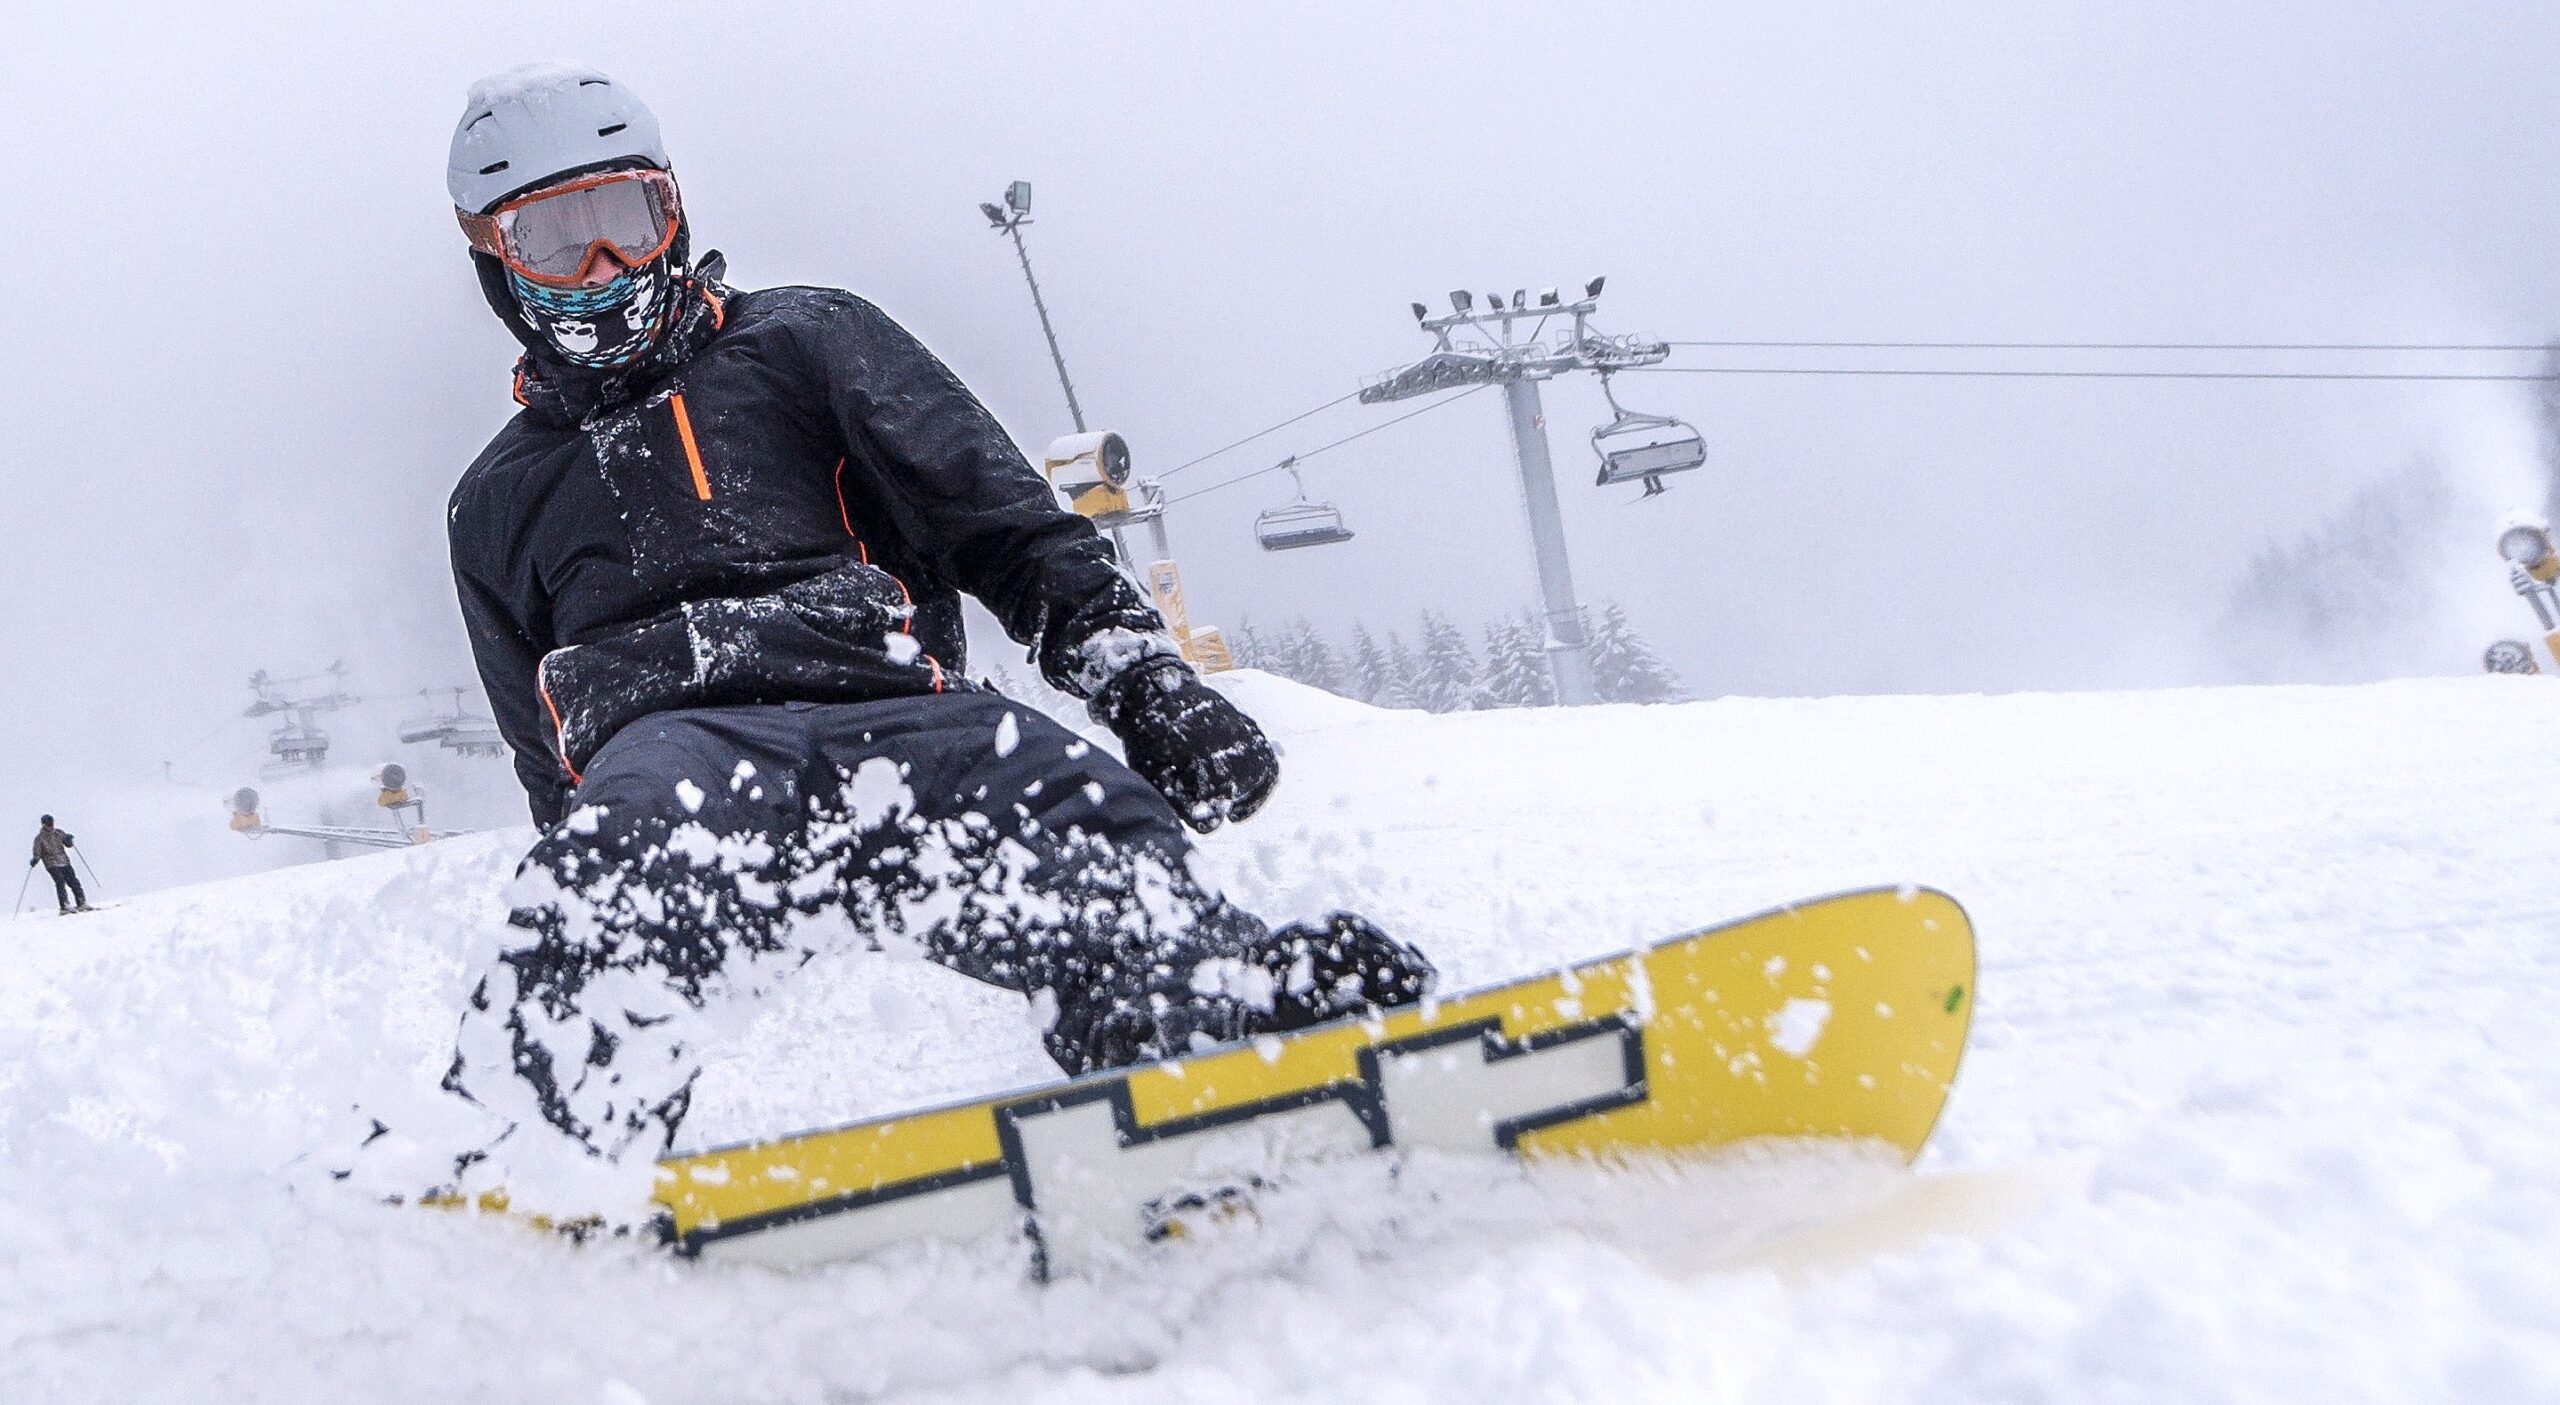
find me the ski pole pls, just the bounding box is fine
[11,865,29,918]
[75,848,104,895]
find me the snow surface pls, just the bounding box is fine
[5,672,2558,1402]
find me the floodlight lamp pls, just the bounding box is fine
[980,202,1008,227]
[1486,292,1506,311]
[1006,180,1033,214]
[1538,288,1561,307]
[2500,525,2553,567]
[1449,290,1474,313]
[1411,302,1430,322]
[1585,276,1606,298]
[2485,639,2539,674]
[1513,288,1527,309]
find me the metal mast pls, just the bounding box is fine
[1359,280,1667,705]
[980,181,1087,433]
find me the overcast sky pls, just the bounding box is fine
[7,0,2560,827]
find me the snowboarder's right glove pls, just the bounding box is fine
[1091,658,1279,833]
[2513,563,2541,594]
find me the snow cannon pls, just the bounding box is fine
[229,787,263,832]
[1042,430,1135,526]
[374,763,412,809]
[2494,514,2560,668]
[1039,430,1229,673]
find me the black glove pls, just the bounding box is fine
[1092,659,1279,832]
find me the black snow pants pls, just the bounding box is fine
[46,864,83,912]
[446,692,1273,1159]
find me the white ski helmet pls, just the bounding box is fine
[448,63,668,215]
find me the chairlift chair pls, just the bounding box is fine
[398,686,508,757]
[1254,457,1356,551]
[267,722,329,769]
[1591,373,1707,498]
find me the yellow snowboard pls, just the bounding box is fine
[652,886,1975,1276]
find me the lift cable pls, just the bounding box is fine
[1167,386,1492,505]
[1629,365,2558,383]
[1157,390,1365,478]
[1661,339,2554,354]
[1157,342,2539,483]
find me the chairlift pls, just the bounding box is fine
[398,686,509,758]
[1590,373,1707,498]
[1254,456,1356,552]
[267,722,330,769]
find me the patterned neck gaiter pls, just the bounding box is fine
[507,259,677,370]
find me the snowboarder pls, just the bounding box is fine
[435,65,1433,1164]
[29,816,87,915]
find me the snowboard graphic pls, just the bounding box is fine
[648,886,1975,1277]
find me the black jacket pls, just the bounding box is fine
[449,274,1163,827]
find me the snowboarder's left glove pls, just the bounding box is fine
[1091,658,1278,832]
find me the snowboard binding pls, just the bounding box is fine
[1254,912,1436,1033]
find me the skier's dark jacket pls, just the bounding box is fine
[449,255,1165,828]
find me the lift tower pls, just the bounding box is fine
[1360,280,1669,705]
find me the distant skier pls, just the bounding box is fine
[29,816,88,915]
[433,65,1432,1163]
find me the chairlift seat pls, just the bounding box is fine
[1256,502,1357,551]
[1593,424,1707,487]
[1590,374,1708,494]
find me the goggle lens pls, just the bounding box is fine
[460,171,680,284]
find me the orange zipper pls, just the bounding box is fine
[670,391,712,500]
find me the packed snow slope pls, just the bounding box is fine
[4,673,2555,1403]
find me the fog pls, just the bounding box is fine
[6,0,2558,890]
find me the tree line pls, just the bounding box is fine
[1229,603,1687,709]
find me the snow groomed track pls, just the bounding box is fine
[4,673,2555,1402]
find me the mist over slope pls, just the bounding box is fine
[4,673,2554,1403]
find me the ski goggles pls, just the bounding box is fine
[456,168,682,287]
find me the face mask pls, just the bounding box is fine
[508,260,674,370]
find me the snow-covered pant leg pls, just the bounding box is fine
[446,695,1275,1160]
[799,694,1272,1075]
[446,709,816,1159]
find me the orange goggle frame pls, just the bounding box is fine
[456,168,682,288]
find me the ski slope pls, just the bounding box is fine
[4,673,2555,1403]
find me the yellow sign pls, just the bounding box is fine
[1146,560,1193,645]
[1186,627,1235,674]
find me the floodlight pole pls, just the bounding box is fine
[986,199,1088,434]
[1359,285,1666,705]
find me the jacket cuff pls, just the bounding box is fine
[1051,626,1187,700]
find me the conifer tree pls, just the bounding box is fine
[1272,623,1312,684]
[1380,631,1423,710]
[1413,610,1482,713]
[1291,619,1347,696]
[1232,619,1269,672]
[1588,601,1686,703]
[1350,624,1393,705]
[1480,612,1556,708]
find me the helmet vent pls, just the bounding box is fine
[479,160,510,175]
[597,123,628,136]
